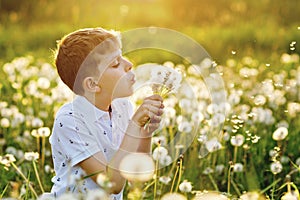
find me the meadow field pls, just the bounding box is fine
[0,0,299,199]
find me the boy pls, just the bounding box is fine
[49,27,164,199]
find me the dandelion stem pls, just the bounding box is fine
[36,136,40,157]
[227,164,233,194]
[0,183,9,198]
[271,174,276,200]
[41,136,46,171]
[231,179,241,196]
[259,178,281,194]
[170,165,179,193]
[11,162,38,198]
[32,160,44,193]
[143,180,155,192]
[208,173,219,191]
[175,157,183,192]
[233,146,238,164]
[153,153,159,200]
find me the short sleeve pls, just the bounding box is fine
[52,113,103,167]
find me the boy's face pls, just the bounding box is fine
[96,48,135,99]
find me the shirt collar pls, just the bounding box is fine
[72,95,110,122]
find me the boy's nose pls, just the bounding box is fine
[124,59,133,72]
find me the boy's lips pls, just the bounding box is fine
[131,76,136,84]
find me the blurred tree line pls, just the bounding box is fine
[1,0,299,27]
[0,0,299,63]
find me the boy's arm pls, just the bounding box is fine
[78,94,164,194]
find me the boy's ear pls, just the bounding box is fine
[82,77,101,93]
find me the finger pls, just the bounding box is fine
[144,94,163,102]
[143,99,163,108]
[147,105,164,117]
[149,115,161,123]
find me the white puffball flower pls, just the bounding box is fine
[295,157,300,166]
[57,192,78,200]
[205,137,222,152]
[5,146,17,156]
[161,192,187,200]
[159,155,172,166]
[240,191,266,200]
[272,127,288,141]
[37,77,51,90]
[202,167,214,175]
[191,111,204,123]
[270,161,283,174]
[179,180,193,193]
[152,146,168,160]
[24,152,39,161]
[178,121,192,133]
[233,163,244,173]
[86,189,109,200]
[119,153,155,182]
[31,117,44,128]
[230,134,245,147]
[1,118,10,128]
[37,127,51,137]
[96,174,112,189]
[281,191,299,200]
[193,191,229,200]
[215,164,225,174]
[159,176,172,185]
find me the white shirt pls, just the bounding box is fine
[49,95,133,199]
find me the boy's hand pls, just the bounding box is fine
[131,94,164,132]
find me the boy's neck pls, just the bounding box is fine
[84,93,112,112]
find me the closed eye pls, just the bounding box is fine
[111,57,121,68]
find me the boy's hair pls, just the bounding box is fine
[55,27,120,95]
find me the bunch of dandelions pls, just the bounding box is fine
[149,65,182,97]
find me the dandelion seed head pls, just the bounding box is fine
[270,161,283,174]
[194,190,229,199]
[0,154,16,168]
[179,180,193,193]
[24,152,39,161]
[178,121,192,133]
[0,118,10,128]
[159,155,172,166]
[272,127,288,141]
[37,127,51,137]
[86,189,109,200]
[202,167,214,175]
[152,146,168,160]
[215,164,225,174]
[240,191,266,200]
[119,153,155,182]
[230,134,245,147]
[280,156,290,164]
[233,163,244,172]
[31,117,44,128]
[205,137,222,152]
[159,176,172,185]
[295,157,300,166]
[281,191,299,200]
[161,192,187,200]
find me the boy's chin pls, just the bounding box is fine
[113,91,133,99]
